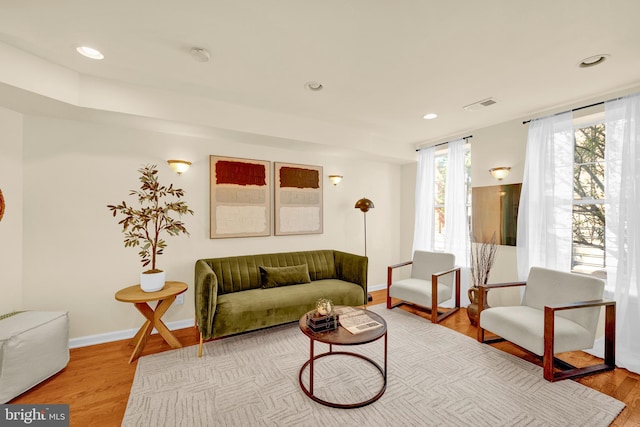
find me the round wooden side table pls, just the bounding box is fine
[115,281,188,363]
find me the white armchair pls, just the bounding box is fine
[387,251,460,323]
[477,266,616,382]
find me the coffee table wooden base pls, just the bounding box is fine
[298,342,387,408]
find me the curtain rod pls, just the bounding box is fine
[415,135,473,152]
[521,95,627,125]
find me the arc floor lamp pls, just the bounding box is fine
[355,197,374,302]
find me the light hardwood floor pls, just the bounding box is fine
[10,290,640,426]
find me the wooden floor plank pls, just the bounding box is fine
[8,290,639,426]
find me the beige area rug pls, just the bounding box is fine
[123,305,624,426]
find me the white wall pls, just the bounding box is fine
[13,83,640,338]
[20,115,401,339]
[0,107,23,314]
[399,162,416,264]
[400,85,640,306]
[465,116,527,306]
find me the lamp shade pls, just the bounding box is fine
[167,160,192,174]
[355,197,374,213]
[328,175,343,186]
[489,167,511,180]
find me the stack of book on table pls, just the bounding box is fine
[306,313,338,332]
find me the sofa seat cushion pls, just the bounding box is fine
[389,278,453,306]
[480,306,594,356]
[212,279,364,338]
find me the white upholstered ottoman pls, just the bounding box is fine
[0,311,69,403]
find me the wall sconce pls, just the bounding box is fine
[489,167,511,180]
[328,175,343,186]
[167,160,192,175]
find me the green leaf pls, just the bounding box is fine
[108,164,193,265]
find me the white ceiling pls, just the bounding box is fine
[1,0,639,162]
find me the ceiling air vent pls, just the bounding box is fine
[463,97,497,112]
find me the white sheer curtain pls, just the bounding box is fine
[412,146,436,252]
[444,139,470,304]
[516,112,574,280]
[600,93,640,373]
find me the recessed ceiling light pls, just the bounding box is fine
[423,113,438,120]
[578,54,610,68]
[190,47,211,62]
[305,81,323,91]
[76,46,104,60]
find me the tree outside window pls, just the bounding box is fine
[572,121,606,276]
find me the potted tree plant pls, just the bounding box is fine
[108,164,194,292]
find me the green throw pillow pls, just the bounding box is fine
[260,264,311,289]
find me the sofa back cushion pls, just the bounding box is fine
[206,250,337,294]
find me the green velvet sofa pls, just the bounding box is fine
[194,249,368,356]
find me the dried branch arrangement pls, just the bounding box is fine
[470,233,497,288]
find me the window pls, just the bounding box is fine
[432,147,472,251]
[572,114,606,276]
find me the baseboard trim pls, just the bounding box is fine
[70,285,386,349]
[369,283,386,292]
[69,318,195,349]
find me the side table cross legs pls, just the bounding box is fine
[115,281,188,363]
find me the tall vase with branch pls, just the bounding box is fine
[467,233,497,325]
[108,164,194,292]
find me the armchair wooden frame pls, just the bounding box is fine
[387,261,461,323]
[476,281,616,382]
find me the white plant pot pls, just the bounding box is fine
[140,270,166,292]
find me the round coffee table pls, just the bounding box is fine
[298,306,387,408]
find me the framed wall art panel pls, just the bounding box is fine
[472,183,521,246]
[210,156,271,238]
[0,188,4,222]
[274,162,323,235]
